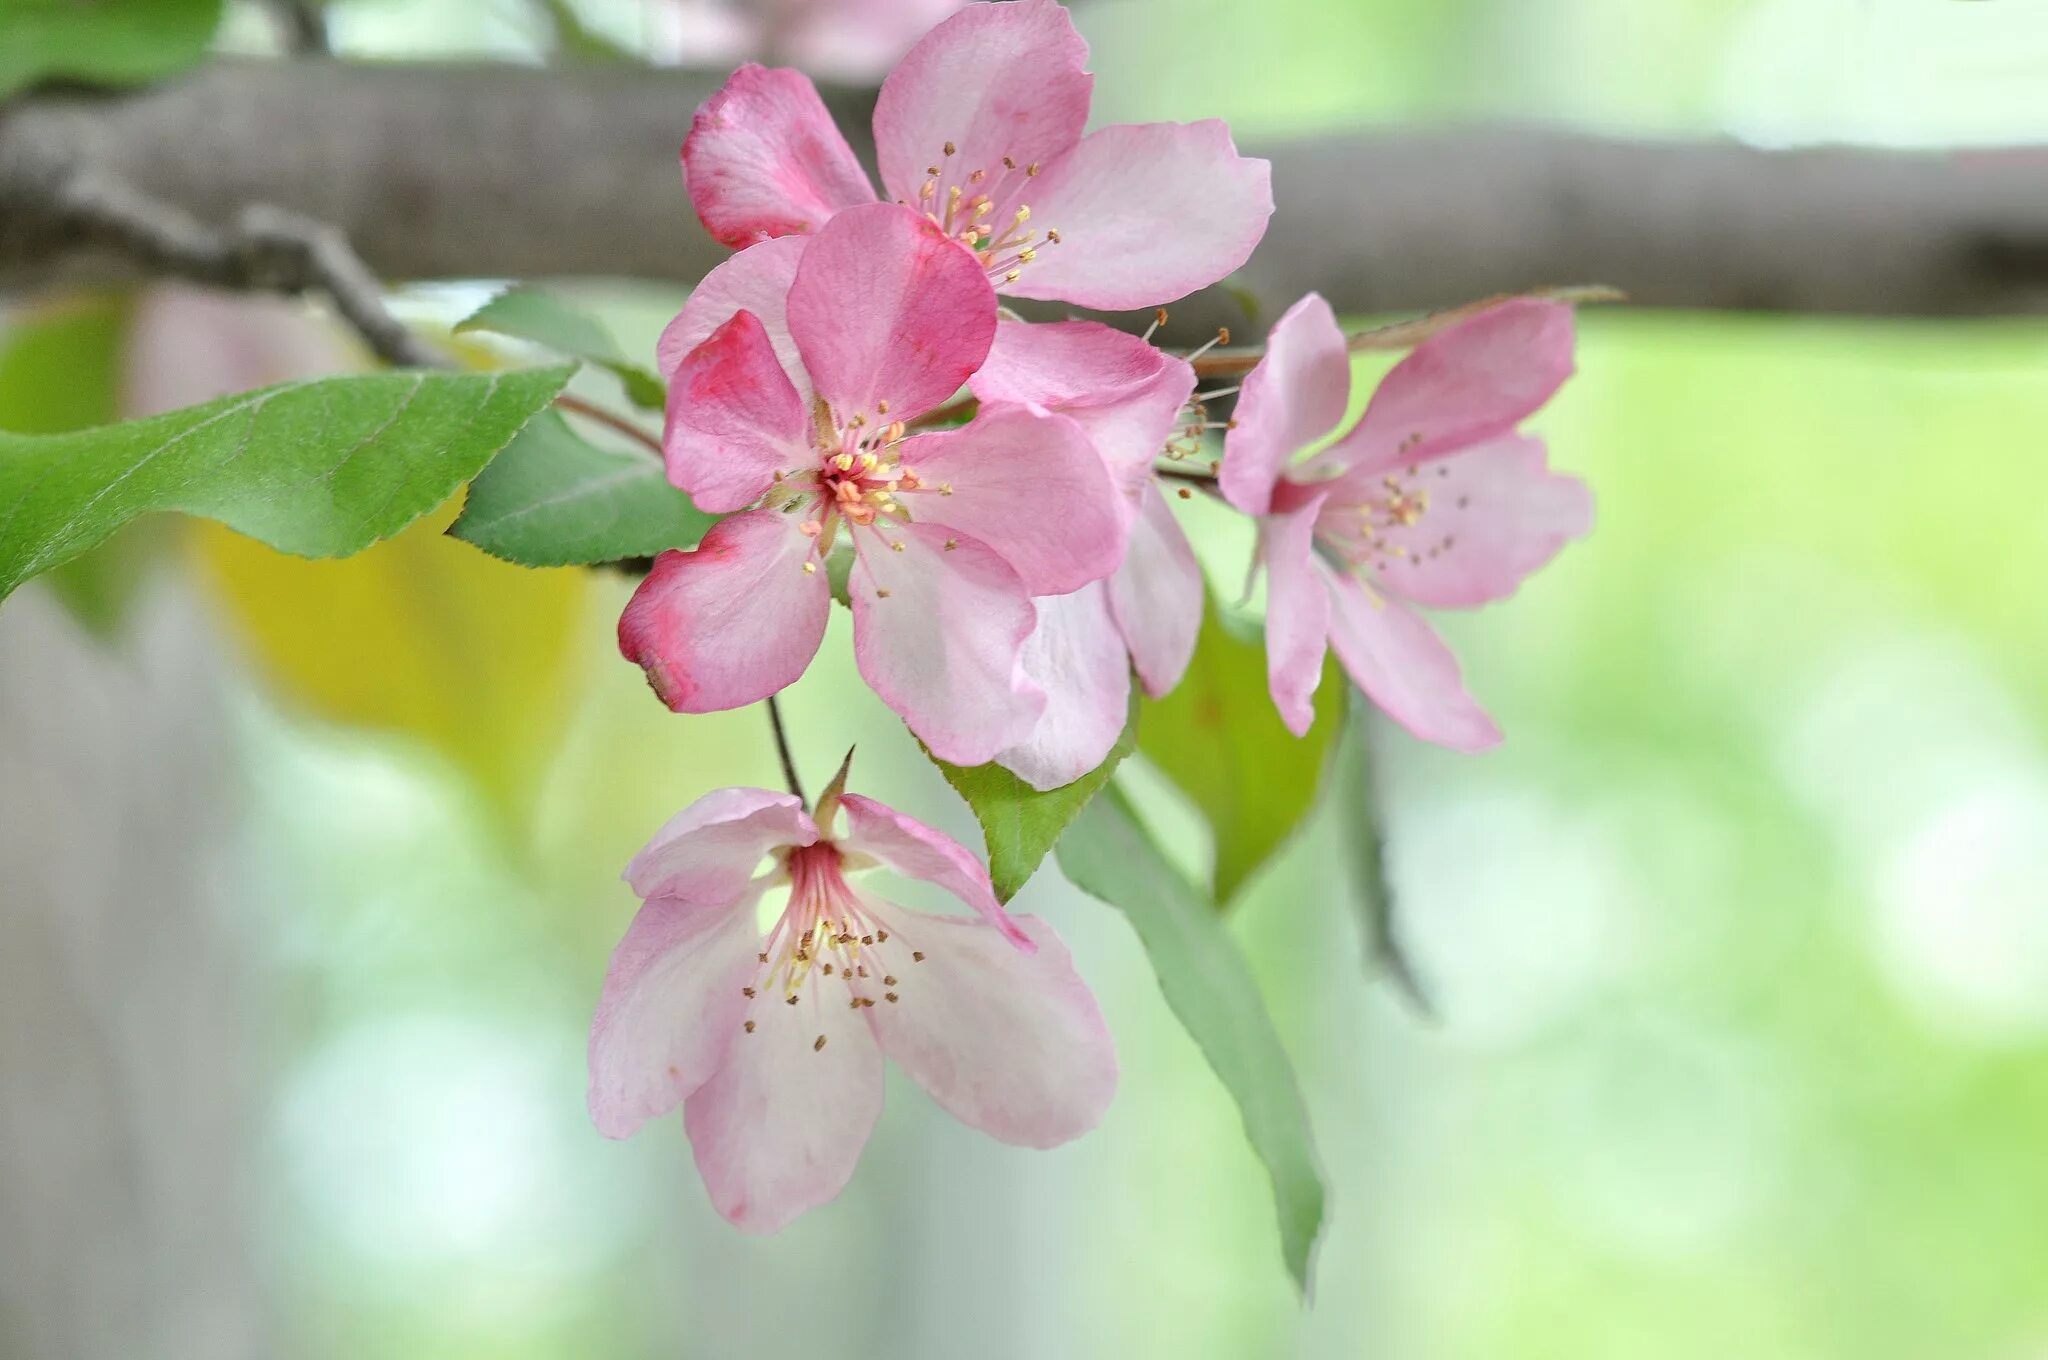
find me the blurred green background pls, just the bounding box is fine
[5,1,2048,1357]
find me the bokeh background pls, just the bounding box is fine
[5,1,2048,1357]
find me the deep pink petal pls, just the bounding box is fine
[862,911,1115,1147]
[1220,293,1352,515]
[663,310,808,512]
[587,890,762,1139]
[995,584,1131,791]
[968,320,1195,495]
[655,235,809,384]
[619,508,830,712]
[1108,483,1203,697]
[837,793,1030,947]
[1260,492,1334,737]
[1313,298,1576,479]
[682,970,885,1233]
[624,786,817,904]
[786,202,997,422]
[1323,570,1501,752]
[871,0,1092,205]
[847,521,1043,765]
[682,64,878,248]
[897,404,1124,595]
[1003,121,1274,310]
[1324,432,1593,611]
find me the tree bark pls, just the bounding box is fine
[4,59,2047,329]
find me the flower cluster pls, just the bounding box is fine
[595,0,1593,1231]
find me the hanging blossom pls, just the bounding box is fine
[1219,295,1593,749]
[624,202,1126,767]
[655,0,968,81]
[963,320,1206,788]
[588,769,1117,1232]
[681,0,1273,310]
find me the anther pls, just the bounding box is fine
[877,399,890,415]
[971,168,986,183]
[814,1034,827,1052]
[943,538,957,551]
[834,453,855,471]
[786,995,799,1006]
[861,935,873,945]
[876,588,892,599]
[883,975,897,986]
[944,141,957,156]
[1003,156,1017,169]
[912,951,926,962]
[885,993,899,1003]
[875,931,888,942]
[1004,269,1021,282]
[1046,228,1062,244]
[758,952,769,963]
[802,562,817,574]
[890,540,906,553]
[1026,161,1040,175]
[744,1020,756,1033]
[742,986,756,998]
[822,963,834,975]
[799,520,822,537]
[1177,487,1193,499]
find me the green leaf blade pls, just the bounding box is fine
[449,407,714,566]
[0,365,573,604]
[456,288,665,410]
[1056,786,1328,1293]
[0,0,226,98]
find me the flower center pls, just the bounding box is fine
[1319,462,1460,577]
[910,141,1062,284]
[733,843,933,1052]
[781,397,921,541]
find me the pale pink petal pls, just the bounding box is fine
[1322,569,1501,752]
[682,969,885,1233]
[837,793,1030,947]
[1313,298,1576,479]
[1220,293,1351,516]
[897,404,1123,595]
[1328,432,1593,611]
[656,235,809,383]
[995,584,1131,791]
[1260,491,1334,737]
[862,911,1115,1147]
[847,521,1043,766]
[968,320,1195,494]
[663,310,808,512]
[623,786,818,903]
[786,202,997,422]
[619,508,830,712]
[1108,484,1203,697]
[1003,121,1274,310]
[587,889,762,1139]
[777,0,969,81]
[871,0,1092,205]
[123,286,349,415]
[683,64,878,248]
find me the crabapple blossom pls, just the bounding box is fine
[1220,294,1593,749]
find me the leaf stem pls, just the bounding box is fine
[766,694,806,807]
[554,392,662,458]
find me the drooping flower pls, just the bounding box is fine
[623,202,1125,766]
[588,774,1117,1232]
[656,0,968,81]
[1219,295,1593,748]
[681,0,1273,310]
[965,320,1205,788]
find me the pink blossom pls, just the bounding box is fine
[589,780,1117,1232]
[966,320,1205,788]
[1220,295,1593,749]
[657,0,968,82]
[624,203,1125,766]
[682,0,1273,310]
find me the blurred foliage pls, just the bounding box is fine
[0,0,224,97]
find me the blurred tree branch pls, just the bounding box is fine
[4,60,2046,329]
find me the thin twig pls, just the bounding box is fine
[766,695,806,807]
[267,0,332,56]
[555,392,662,456]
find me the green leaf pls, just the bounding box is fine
[1334,695,1434,1016]
[0,0,226,98]
[532,0,642,62]
[449,407,713,566]
[456,288,664,410]
[0,365,574,606]
[1140,591,1345,905]
[931,691,1139,902]
[1057,785,1328,1292]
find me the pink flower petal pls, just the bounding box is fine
[871,0,1092,206]
[624,786,817,904]
[655,235,809,384]
[785,202,998,422]
[682,971,885,1233]
[995,584,1131,791]
[619,508,831,712]
[1328,432,1593,611]
[898,404,1124,595]
[837,793,1030,947]
[1003,121,1274,310]
[1108,483,1204,698]
[1220,293,1352,515]
[683,64,878,248]
[968,320,1196,495]
[1259,491,1334,737]
[863,911,1115,1147]
[663,310,808,512]
[847,521,1044,766]
[587,890,762,1139]
[1322,570,1501,752]
[775,0,970,82]
[1313,298,1576,479]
